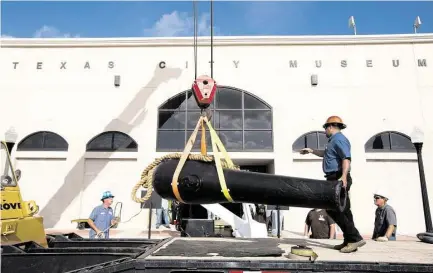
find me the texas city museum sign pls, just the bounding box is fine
[9,58,429,70]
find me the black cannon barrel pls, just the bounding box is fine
[152,159,347,212]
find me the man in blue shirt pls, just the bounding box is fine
[300,116,366,253]
[88,191,118,239]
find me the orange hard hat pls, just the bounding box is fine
[323,116,347,129]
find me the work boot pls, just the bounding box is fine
[340,240,366,253]
[333,242,347,250]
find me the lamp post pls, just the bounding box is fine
[411,127,433,243]
[4,127,18,154]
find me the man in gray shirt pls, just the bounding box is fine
[372,191,397,241]
[88,191,118,239]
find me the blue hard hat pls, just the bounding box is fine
[101,191,115,201]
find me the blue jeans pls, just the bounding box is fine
[156,208,170,227]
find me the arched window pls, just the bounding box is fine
[292,131,327,151]
[157,86,273,152]
[17,131,68,151]
[86,131,138,152]
[365,131,415,153]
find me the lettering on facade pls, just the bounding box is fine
[0,202,22,210]
[9,58,429,70]
[418,59,427,67]
[12,61,116,70]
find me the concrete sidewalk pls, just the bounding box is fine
[46,226,181,239]
[281,230,419,241]
[46,227,419,242]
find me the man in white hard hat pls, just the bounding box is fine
[372,191,397,241]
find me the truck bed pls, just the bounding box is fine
[136,237,433,273]
[3,235,432,273]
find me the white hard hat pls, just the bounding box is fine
[374,189,389,200]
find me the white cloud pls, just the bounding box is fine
[33,25,80,38]
[1,34,15,38]
[144,11,220,37]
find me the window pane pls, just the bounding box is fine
[390,133,415,151]
[159,92,187,110]
[215,88,242,109]
[87,133,113,151]
[187,111,203,129]
[244,94,269,109]
[318,132,328,150]
[305,133,318,150]
[18,133,44,150]
[292,136,306,151]
[244,131,273,150]
[367,133,391,151]
[214,110,243,130]
[158,111,186,130]
[244,110,272,130]
[218,130,242,151]
[156,130,186,150]
[187,130,213,151]
[113,133,137,150]
[43,133,68,150]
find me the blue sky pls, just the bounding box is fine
[1,1,433,38]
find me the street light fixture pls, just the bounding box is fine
[4,127,18,153]
[348,16,357,35]
[411,127,433,244]
[414,16,422,34]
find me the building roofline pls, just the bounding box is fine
[1,33,433,48]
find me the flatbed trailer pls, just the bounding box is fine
[2,234,432,273]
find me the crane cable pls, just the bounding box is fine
[130,0,226,205]
[210,0,214,78]
[193,0,198,79]
[193,0,214,79]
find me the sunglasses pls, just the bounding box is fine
[374,196,384,200]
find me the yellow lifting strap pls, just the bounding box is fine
[291,245,319,262]
[171,115,234,204]
[201,119,207,155]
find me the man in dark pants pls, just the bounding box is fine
[300,116,366,253]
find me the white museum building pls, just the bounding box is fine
[1,33,432,237]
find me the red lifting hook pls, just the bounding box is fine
[192,75,217,109]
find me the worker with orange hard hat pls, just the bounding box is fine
[300,116,366,253]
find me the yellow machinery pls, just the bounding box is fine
[0,140,48,248]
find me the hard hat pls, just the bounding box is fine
[373,189,389,200]
[101,191,115,201]
[323,116,347,129]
